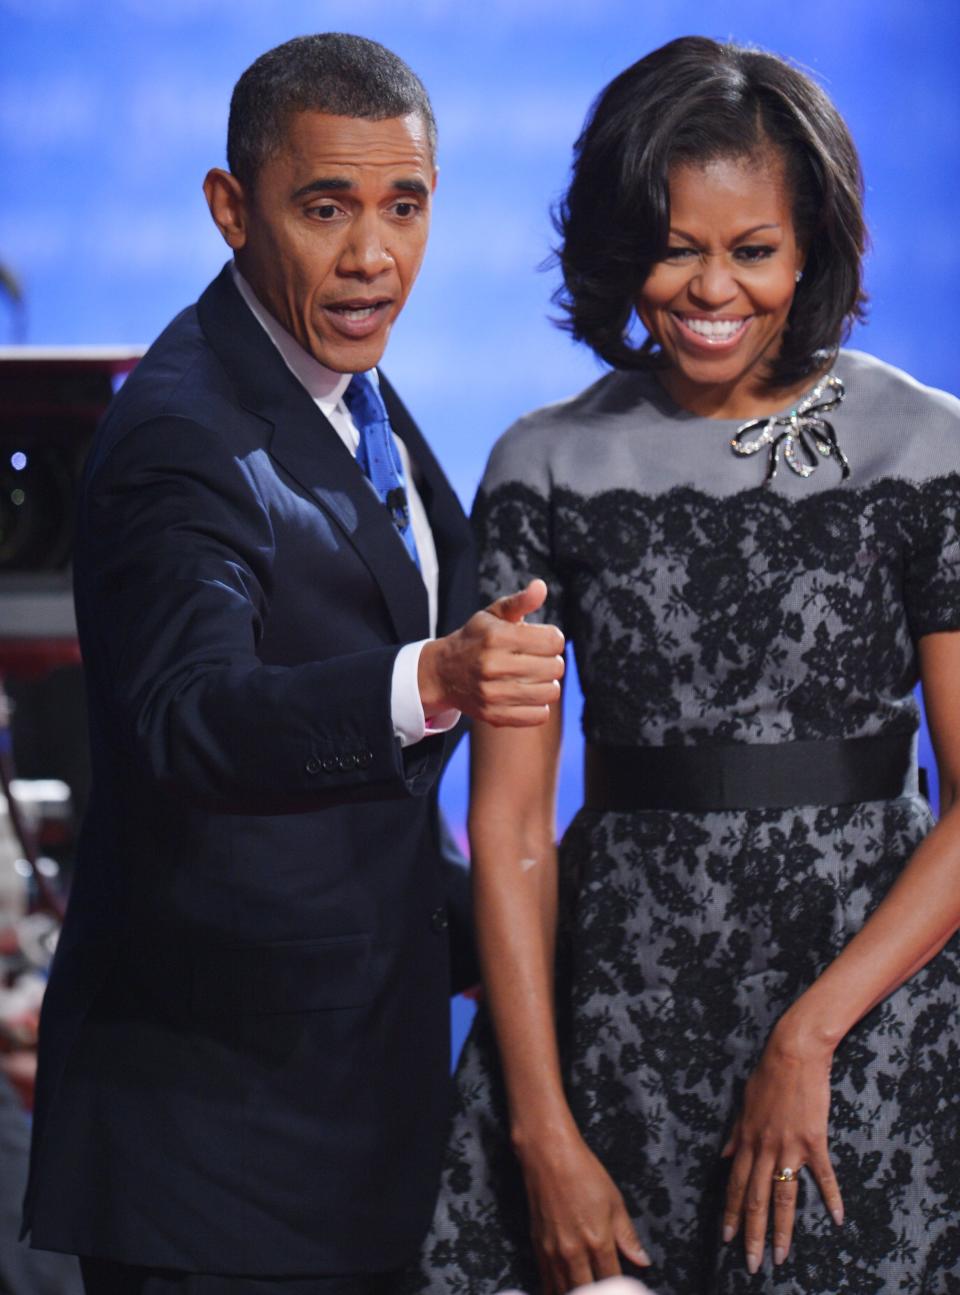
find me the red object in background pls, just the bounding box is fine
[1,1051,38,1108]
[0,638,81,677]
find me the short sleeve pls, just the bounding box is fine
[904,474,960,638]
[471,424,567,634]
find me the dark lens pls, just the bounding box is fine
[0,441,76,571]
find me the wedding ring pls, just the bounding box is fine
[772,1166,797,1183]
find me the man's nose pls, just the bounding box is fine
[338,213,392,278]
[688,253,738,306]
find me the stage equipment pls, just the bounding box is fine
[0,350,141,906]
[0,347,141,654]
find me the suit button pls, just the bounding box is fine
[305,757,321,775]
[430,907,449,933]
[338,753,359,771]
[356,750,373,770]
[321,756,338,774]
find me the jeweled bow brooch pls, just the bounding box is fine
[731,375,848,485]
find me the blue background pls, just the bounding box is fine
[2,0,958,1057]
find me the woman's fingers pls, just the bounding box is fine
[589,1238,623,1281]
[722,1146,752,1243]
[720,1118,741,1160]
[523,1137,649,1293]
[537,1211,651,1290]
[742,1153,775,1275]
[770,1162,802,1265]
[563,1249,596,1291]
[729,1151,842,1271]
[612,1207,652,1269]
[809,1148,845,1226]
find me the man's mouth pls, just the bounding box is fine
[328,301,388,322]
[323,299,393,338]
[672,313,752,346]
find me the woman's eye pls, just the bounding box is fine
[662,246,697,261]
[735,245,776,262]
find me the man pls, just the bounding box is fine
[23,34,564,1295]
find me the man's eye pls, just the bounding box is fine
[308,203,342,220]
[392,201,421,218]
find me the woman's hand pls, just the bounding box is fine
[515,1129,651,1294]
[721,1025,844,1273]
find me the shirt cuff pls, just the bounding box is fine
[392,640,461,748]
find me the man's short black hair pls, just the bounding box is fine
[553,36,868,388]
[227,33,437,189]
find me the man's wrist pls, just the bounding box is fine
[393,639,459,747]
[417,637,448,714]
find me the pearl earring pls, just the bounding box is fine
[795,270,804,283]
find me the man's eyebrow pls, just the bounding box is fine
[292,177,354,199]
[291,176,430,201]
[392,178,430,199]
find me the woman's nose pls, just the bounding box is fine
[688,253,738,307]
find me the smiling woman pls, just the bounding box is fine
[406,33,960,1295]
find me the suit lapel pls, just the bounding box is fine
[196,266,430,645]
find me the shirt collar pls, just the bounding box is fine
[231,263,353,416]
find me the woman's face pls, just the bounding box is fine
[635,151,806,418]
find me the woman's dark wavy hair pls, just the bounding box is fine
[553,36,867,387]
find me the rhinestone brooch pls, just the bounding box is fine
[731,375,848,485]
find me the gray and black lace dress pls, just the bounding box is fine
[410,350,960,1295]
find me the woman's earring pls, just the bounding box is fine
[795,270,803,283]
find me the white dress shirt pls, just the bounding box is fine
[232,265,459,746]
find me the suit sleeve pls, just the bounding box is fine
[76,415,443,810]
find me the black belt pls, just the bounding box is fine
[584,734,918,813]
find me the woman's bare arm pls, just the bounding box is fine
[723,629,960,1272]
[470,697,650,1293]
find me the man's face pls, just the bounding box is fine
[212,111,436,373]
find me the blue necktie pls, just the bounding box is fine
[343,371,420,570]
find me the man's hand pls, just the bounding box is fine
[418,579,564,727]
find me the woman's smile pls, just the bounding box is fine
[670,311,753,349]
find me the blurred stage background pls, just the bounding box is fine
[1,0,958,1057]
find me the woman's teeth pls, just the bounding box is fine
[679,315,747,340]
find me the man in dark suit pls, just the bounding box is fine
[23,34,564,1295]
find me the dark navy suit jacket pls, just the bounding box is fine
[24,265,478,1277]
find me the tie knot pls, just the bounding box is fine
[343,370,387,430]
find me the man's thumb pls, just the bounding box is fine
[489,578,547,624]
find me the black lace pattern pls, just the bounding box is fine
[473,477,960,746]
[409,461,960,1293]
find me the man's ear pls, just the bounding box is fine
[203,168,248,250]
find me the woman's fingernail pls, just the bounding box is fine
[636,1250,652,1267]
[746,1251,760,1274]
[832,1207,845,1227]
[722,1223,735,1244]
[773,1245,787,1265]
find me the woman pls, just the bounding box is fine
[411,36,960,1294]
